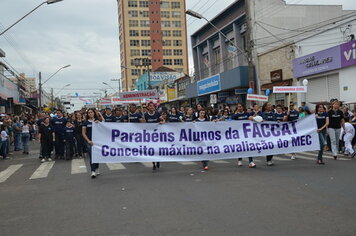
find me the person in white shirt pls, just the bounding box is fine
[342,117,355,158]
[0,125,9,159]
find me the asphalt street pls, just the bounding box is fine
[1,142,356,236]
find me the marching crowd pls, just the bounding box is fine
[1,99,355,179]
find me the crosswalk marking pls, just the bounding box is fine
[106,163,126,170]
[179,162,196,165]
[71,159,87,174]
[272,156,290,161]
[30,161,55,180]
[0,164,23,183]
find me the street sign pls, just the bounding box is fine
[246,94,269,102]
[273,86,307,93]
[210,94,217,104]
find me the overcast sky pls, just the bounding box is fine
[0,0,355,97]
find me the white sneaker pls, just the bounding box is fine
[41,158,45,163]
[267,161,273,166]
[48,158,52,162]
[237,161,243,166]
[249,162,256,168]
[291,155,296,160]
[91,171,96,178]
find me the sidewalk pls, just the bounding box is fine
[6,140,41,161]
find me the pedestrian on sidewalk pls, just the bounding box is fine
[38,117,54,162]
[21,120,31,155]
[12,117,22,151]
[342,117,355,158]
[0,125,9,159]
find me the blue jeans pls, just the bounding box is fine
[14,133,22,151]
[22,133,30,153]
[85,142,98,172]
[318,130,327,161]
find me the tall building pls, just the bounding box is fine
[117,0,189,91]
[9,73,37,97]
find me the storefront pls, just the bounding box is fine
[293,40,356,106]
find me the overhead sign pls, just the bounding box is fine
[197,74,221,96]
[246,94,269,102]
[150,72,185,82]
[119,90,158,100]
[273,86,307,93]
[111,97,141,105]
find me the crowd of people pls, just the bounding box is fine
[1,99,355,179]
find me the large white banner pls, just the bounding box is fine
[92,115,319,163]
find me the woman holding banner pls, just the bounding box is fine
[183,107,195,122]
[194,109,210,170]
[284,102,299,160]
[82,109,103,179]
[232,103,256,168]
[262,103,276,166]
[315,104,329,164]
[144,102,162,171]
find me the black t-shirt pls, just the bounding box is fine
[316,112,328,129]
[262,111,275,121]
[64,126,75,141]
[103,114,116,122]
[287,110,299,121]
[39,124,54,142]
[144,111,161,123]
[232,112,250,120]
[73,120,83,136]
[83,120,94,140]
[328,110,344,129]
[36,119,44,127]
[168,113,181,122]
[183,115,195,122]
[274,112,286,122]
[128,113,142,123]
[51,117,68,134]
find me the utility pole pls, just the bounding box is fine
[38,72,42,110]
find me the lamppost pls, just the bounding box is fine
[0,0,64,36]
[39,64,70,109]
[102,82,117,93]
[110,78,122,93]
[186,9,256,92]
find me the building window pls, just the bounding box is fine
[163,59,172,65]
[172,21,181,27]
[140,11,149,17]
[163,49,172,56]
[129,30,139,37]
[162,30,171,37]
[171,2,181,8]
[139,1,148,7]
[160,1,170,8]
[173,40,182,46]
[162,40,171,46]
[161,11,170,18]
[141,30,150,36]
[128,10,138,17]
[141,40,151,46]
[128,1,138,7]
[171,11,181,18]
[130,49,140,56]
[161,21,171,27]
[129,20,139,27]
[172,30,182,37]
[131,69,141,76]
[174,59,183,65]
[140,20,150,27]
[173,49,182,56]
[130,40,140,46]
[142,49,151,56]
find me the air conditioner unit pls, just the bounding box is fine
[240,23,247,34]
